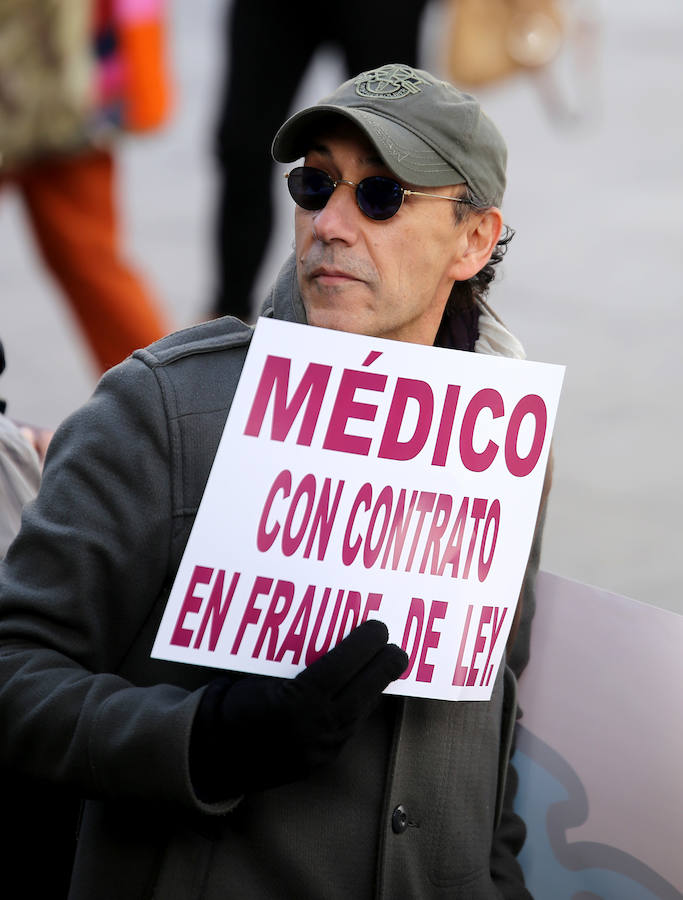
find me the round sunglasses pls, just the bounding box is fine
[285,166,471,222]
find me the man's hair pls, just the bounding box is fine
[447,191,514,314]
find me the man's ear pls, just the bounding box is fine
[447,207,504,282]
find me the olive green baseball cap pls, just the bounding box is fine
[272,63,507,206]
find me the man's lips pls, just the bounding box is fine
[310,266,361,283]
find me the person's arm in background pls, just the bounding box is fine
[0,413,42,558]
[0,339,43,557]
[0,337,78,898]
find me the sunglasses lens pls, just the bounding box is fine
[287,167,334,211]
[357,176,404,220]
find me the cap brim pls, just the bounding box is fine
[272,105,466,188]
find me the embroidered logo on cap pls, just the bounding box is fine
[354,64,429,100]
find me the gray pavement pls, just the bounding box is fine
[1,0,682,613]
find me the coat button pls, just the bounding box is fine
[391,804,409,834]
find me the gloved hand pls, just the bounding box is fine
[190,619,408,800]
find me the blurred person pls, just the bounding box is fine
[0,64,550,898]
[0,0,173,373]
[0,337,77,897]
[212,0,430,321]
[0,340,42,556]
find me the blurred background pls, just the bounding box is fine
[1,0,681,613]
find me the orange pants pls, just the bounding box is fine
[1,147,170,372]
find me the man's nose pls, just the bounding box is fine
[312,181,361,244]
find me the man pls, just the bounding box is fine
[0,65,547,898]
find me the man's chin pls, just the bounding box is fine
[305,311,357,334]
[302,300,367,335]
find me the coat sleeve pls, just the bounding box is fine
[489,720,533,899]
[490,452,554,897]
[0,356,208,813]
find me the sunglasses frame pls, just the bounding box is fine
[285,166,472,221]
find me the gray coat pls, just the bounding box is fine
[0,257,537,898]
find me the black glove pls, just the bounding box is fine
[190,619,408,800]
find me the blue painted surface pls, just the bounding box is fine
[514,734,682,900]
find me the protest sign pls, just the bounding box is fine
[515,572,683,899]
[152,318,564,700]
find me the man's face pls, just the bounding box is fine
[294,122,472,346]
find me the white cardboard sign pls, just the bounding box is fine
[152,318,564,700]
